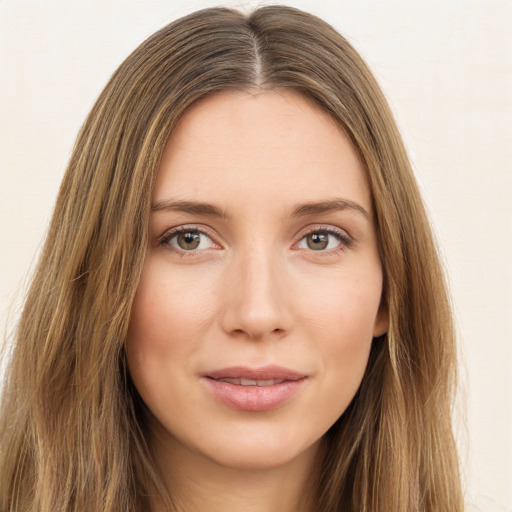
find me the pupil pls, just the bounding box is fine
[308,233,328,250]
[178,232,200,250]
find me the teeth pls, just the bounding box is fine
[216,378,284,386]
[257,379,275,386]
[218,378,241,385]
[240,378,257,386]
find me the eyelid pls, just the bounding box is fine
[158,225,222,255]
[157,223,353,257]
[293,224,353,253]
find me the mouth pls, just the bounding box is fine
[212,377,287,386]
[204,365,306,382]
[201,365,308,411]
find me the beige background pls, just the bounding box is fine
[1,1,511,510]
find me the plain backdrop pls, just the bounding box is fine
[0,1,511,510]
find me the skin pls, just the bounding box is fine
[126,89,388,512]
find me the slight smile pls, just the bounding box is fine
[201,366,309,412]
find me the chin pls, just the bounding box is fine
[151,412,324,474]
[197,424,324,472]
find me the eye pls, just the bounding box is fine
[160,227,216,253]
[296,228,351,252]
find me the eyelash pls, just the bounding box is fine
[158,226,219,257]
[158,225,353,257]
[297,226,353,255]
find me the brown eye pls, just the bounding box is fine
[177,232,201,250]
[161,228,215,253]
[306,232,329,250]
[297,228,350,253]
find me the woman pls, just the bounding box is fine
[0,6,464,511]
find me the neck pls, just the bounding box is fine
[150,431,325,512]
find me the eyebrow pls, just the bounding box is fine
[290,198,369,219]
[151,197,369,220]
[151,199,231,220]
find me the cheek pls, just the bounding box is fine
[297,272,382,415]
[298,266,383,345]
[128,258,217,347]
[125,259,218,401]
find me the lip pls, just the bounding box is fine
[201,365,308,412]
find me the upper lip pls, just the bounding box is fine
[204,365,306,381]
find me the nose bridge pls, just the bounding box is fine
[221,242,290,340]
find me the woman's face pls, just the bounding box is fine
[126,90,387,472]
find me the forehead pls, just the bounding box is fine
[153,89,371,213]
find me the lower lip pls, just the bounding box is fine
[202,377,308,412]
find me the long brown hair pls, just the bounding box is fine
[0,6,463,511]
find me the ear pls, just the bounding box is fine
[373,300,389,338]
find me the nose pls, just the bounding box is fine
[219,247,292,341]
